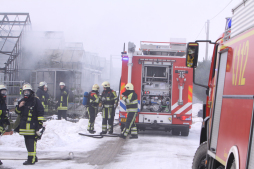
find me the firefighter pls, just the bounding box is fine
[15,83,44,165]
[57,82,69,120]
[0,85,10,166]
[36,81,49,115]
[187,49,195,67]
[87,84,100,133]
[120,83,138,139]
[100,81,117,134]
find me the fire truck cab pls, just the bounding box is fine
[190,0,254,168]
[119,40,193,136]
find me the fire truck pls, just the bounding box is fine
[119,40,193,136]
[189,0,254,168]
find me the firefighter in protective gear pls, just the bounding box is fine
[187,49,195,67]
[100,81,117,134]
[87,84,100,133]
[36,82,49,115]
[120,83,138,139]
[15,83,44,165]
[57,82,69,120]
[0,85,10,166]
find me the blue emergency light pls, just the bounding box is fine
[122,57,129,61]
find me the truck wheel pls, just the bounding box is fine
[181,128,189,136]
[192,141,207,169]
[121,124,125,132]
[172,129,180,136]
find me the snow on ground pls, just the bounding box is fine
[0,104,203,169]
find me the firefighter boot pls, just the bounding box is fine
[23,161,35,165]
[35,156,38,162]
[119,133,126,139]
[108,130,113,134]
[130,135,138,139]
[100,131,107,135]
[0,160,3,165]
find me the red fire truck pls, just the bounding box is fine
[190,0,254,168]
[119,41,193,136]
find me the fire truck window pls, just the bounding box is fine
[147,67,166,77]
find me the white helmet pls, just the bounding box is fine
[59,82,65,86]
[125,83,134,90]
[0,85,7,90]
[102,81,110,88]
[92,84,99,90]
[39,81,47,87]
[188,49,195,54]
[23,83,33,91]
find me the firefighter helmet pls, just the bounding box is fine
[92,84,99,90]
[59,82,65,86]
[23,83,33,91]
[39,81,47,87]
[125,83,134,90]
[102,81,110,88]
[188,49,195,54]
[0,85,7,91]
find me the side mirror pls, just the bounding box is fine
[186,42,199,68]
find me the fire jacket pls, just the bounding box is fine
[15,96,44,135]
[57,87,69,111]
[101,89,117,108]
[89,91,99,107]
[122,90,138,113]
[0,100,9,134]
[36,88,49,112]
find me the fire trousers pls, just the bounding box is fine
[122,112,138,137]
[58,110,67,120]
[24,135,37,163]
[102,107,114,133]
[87,106,97,131]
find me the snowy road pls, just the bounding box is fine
[0,104,203,169]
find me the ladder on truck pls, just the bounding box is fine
[140,41,186,56]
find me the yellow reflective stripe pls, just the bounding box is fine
[28,111,32,117]
[38,116,45,121]
[28,152,36,156]
[19,132,35,135]
[106,97,110,101]
[128,93,133,101]
[0,110,2,116]
[32,141,37,163]
[67,95,69,106]
[15,107,21,114]
[126,99,138,105]
[61,96,63,102]
[126,108,138,112]
[19,129,35,132]
[26,123,30,130]
[42,95,45,98]
[57,107,68,110]
[27,117,31,121]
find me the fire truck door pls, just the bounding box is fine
[210,51,228,152]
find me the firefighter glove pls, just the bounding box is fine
[38,121,43,130]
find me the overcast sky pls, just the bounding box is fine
[1,0,242,63]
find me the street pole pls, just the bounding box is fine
[110,55,112,81]
[205,20,210,60]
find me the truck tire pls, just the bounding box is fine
[172,129,180,136]
[192,141,207,169]
[181,128,189,136]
